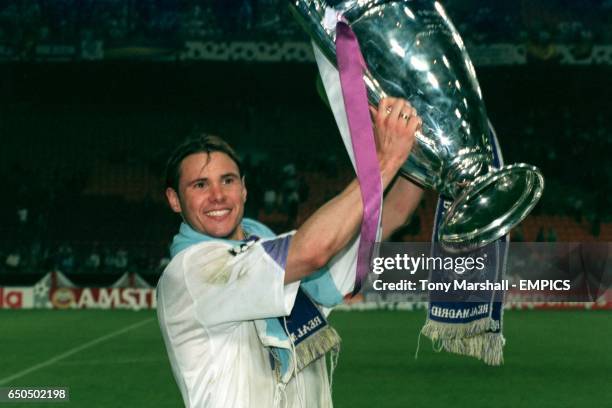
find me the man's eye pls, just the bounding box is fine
[223,178,235,185]
[195,182,207,188]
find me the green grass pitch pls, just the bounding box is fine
[0,309,610,407]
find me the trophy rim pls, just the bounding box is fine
[438,163,545,253]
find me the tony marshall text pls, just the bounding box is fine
[372,279,572,291]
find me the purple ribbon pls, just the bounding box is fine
[336,22,383,295]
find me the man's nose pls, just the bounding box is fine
[209,183,226,202]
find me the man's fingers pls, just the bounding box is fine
[379,97,401,115]
[406,115,421,138]
[397,107,417,128]
[377,98,390,116]
[384,98,406,126]
[376,97,421,141]
[369,105,378,122]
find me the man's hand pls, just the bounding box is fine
[369,97,421,186]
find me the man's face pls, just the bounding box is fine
[166,152,247,240]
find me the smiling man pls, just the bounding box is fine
[157,98,424,408]
[165,147,247,241]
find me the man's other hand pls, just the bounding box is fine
[369,97,421,180]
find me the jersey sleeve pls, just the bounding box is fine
[182,234,300,328]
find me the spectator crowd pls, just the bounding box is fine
[1,0,611,60]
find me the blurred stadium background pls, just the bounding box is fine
[0,1,610,407]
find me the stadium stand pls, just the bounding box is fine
[0,0,609,279]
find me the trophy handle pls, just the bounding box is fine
[438,163,545,252]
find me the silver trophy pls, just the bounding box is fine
[290,0,544,251]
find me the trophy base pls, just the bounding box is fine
[438,163,544,253]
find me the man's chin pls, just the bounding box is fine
[207,226,241,240]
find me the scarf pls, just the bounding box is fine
[420,124,507,365]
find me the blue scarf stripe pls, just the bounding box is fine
[301,268,344,307]
[169,218,273,258]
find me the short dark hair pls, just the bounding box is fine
[165,134,242,191]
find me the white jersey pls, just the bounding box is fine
[157,232,357,408]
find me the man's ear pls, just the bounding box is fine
[166,188,182,213]
[241,176,247,203]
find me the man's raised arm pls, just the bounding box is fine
[381,177,424,241]
[284,97,422,283]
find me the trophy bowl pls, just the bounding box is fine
[290,0,544,252]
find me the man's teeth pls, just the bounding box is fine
[206,209,230,217]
